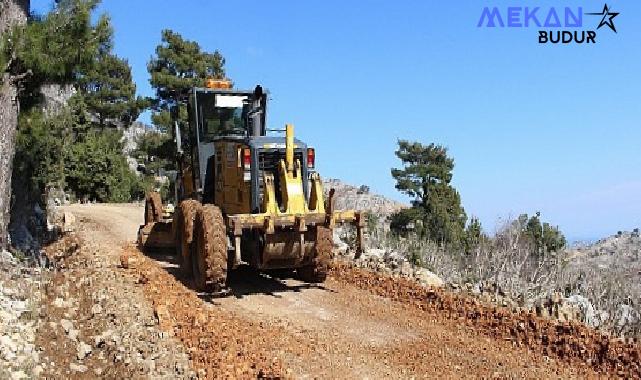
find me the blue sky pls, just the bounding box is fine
[32,1,641,241]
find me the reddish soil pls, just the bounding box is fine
[58,203,641,379]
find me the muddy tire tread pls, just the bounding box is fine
[176,200,201,276]
[194,204,227,291]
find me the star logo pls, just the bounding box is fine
[586,4,620,33]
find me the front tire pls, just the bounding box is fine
[192,205,228,292]
[175,200,201,277]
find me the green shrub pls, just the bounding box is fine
[66,129,141,202]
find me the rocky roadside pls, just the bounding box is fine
[2,220,196,379]
[0,251,46,380]
[34,233,194,379]
[0,229,196,379]
[337,243,631,334]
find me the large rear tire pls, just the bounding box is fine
[297,226,332,283]
[192,205,228,292]
[175,200,201,277]
[144,192,163,224]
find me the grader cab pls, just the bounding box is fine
[138,80,364,291]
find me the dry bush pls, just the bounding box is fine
[554,260,641,337]
[365,217,641,337]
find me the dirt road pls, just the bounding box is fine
[57,203,634,379]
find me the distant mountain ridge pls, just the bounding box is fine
[570,229,641,262]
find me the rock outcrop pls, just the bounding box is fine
[323,178,406,217]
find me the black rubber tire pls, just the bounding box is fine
[144,192,163,224]
[297,226,332,283]
[175,200,201,277]
[192,205,228,292]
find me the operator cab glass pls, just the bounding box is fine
[196,93,248,142]
[191,86,267,143]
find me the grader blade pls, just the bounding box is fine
[138,221,174,249]
[137,192,175,251]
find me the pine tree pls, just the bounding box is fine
[390,140,467,246]
[519,212,566,256]
[147,29,226,132]
[464,216,485,254]
[10,0,143,127]
[80,52,146,128]
[10,0,112,100]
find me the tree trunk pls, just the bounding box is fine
[0,0,28,35]
[0,75,19,250]
[0,0,30,250]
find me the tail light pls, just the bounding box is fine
[243,148,251,170]
[307,148,315,169]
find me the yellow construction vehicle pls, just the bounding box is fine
[138,80,364,291]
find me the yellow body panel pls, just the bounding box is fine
[278,124,308,214]
[308,172,325,213]
[285,124,295,173]
[214,141,251,215]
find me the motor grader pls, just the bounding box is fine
[138,79,364,291]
